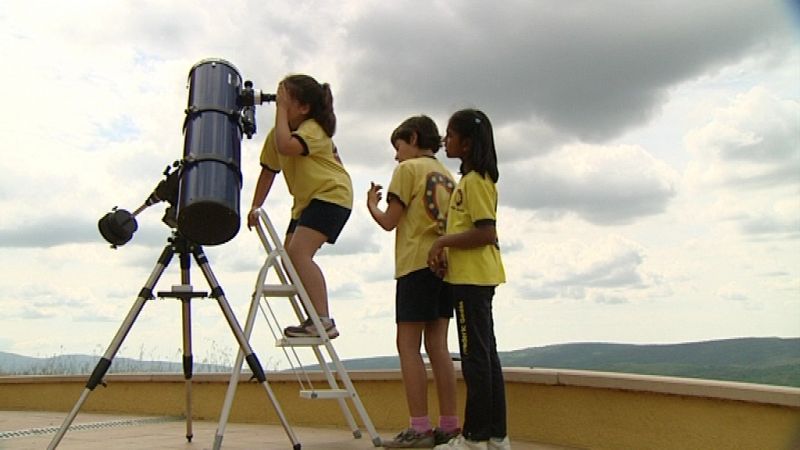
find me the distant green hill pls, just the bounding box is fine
[3,337,798,388]
[313,337,800,388]
[0,352,230,376]
[498,337,800,387]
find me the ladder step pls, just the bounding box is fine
[260,284,297,297]
[275,337,325,347]
[300,389,350,400]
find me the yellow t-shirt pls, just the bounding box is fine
[260,119,353,219]
[444,171,506,286]
[388,157,455,278]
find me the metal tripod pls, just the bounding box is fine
[47,231,299,449]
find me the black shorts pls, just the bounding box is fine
[287,199,351,244]
[396,268,454,323]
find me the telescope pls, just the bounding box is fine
[98,58,274,248]
[52,60,312,450]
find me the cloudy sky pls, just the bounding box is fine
[1,1,798,368]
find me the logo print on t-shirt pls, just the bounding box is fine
[425,172,455,234]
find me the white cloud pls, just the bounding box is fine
[512,234,653,303]
[685,87,800,189]
[684,87,800,240]
[717,284,749,302]
[503,143,679,224]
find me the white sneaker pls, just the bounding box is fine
[433,434,488,450]
[488,436,511,450]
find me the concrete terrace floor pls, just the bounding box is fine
[0,411,575,450]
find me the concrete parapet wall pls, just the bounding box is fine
[1,368,798,449]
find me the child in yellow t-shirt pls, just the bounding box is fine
[428,109,510,450]
[367,115,460,447]
[248,74,352,339]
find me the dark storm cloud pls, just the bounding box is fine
[339,0,789,142]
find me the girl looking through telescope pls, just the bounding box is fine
[248,74,353,339]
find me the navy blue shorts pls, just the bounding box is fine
[287,198,351,244]
[396,268,454,323]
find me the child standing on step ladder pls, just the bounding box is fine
[428,109,510,450]
[367,115,461,447]
[248,74,353,339]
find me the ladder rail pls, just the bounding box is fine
[254,215,295,309]
[254,212,323,392]
[215,208,380,447]
[310,344,361,434]
[254,210,361,432]
[256,291,315,391]
[213,242,300,450]
[254,210,315,325]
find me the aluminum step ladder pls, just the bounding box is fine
[213,208,381,449]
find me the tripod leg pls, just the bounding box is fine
[214,262,269,450]
[179,252,194,442]
[181,298,194,442]
[47,244,174,450]
[192,246,301,450]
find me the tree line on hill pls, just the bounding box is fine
[2,337,797,388]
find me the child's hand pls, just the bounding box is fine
[427,239,447,277]
[247,207,259,230]
[367,182,383,207]
[275,82,287,109]
[432,255,447,278]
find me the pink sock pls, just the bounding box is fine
[410,416,431,433]
[439,415,459,433]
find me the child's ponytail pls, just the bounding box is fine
[282,74,337,137]
[317,82,336,137]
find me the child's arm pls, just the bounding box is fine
[247,167,276,229]
[367,182,403,231]
[427,223,497,269]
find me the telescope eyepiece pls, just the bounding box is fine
[240,80,275,105]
